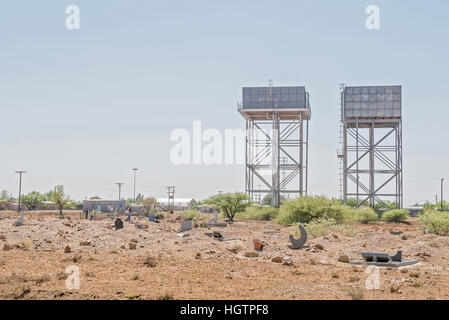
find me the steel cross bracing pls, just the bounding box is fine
[342,120,403,209]
[245,113,308,207]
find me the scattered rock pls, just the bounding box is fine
[253,240,264,251]
[3,244,12,251]
[23,239,32,249]
[317,259,331,265]
[129,242,137,250]
[401,235,407,240]
[79,241,91,246]
[0,235,6,240]
[313,243,324,250]
[415,251,431,261]
[390,284,402,294]
[283,260,293,266]
[195,252,201,259]
[143,256,157,267]
[64,246,71,253]
[213,231,223,238]
[338,255,350,263]
[244,252,259,258]
[271,256,283,263]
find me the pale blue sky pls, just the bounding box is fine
[1,1,448,205]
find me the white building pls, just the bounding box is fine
[156,198,197,211]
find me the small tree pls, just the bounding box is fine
[22,191,44,210]
[141,197,159,216]
[53,186,70,217]
[135,193,144,204]
[204,192,250,222]
[0,190,11,209]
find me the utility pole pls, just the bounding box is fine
[167,186,175,213]
[15,171,26,213]
[116,182,124,200]
[132,168,138,202]
[441,178,444,211]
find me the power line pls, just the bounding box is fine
[116,182,124,200]
[167,186,175,213]
[15,170,26,213]
[132,168,138,202]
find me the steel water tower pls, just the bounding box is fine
[238,85,311,207]
[339,85,403,208]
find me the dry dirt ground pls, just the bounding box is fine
[0,211,449,300]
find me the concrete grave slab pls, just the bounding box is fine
[351,259,419,268]
[204,232,238,242]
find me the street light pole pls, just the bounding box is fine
[15,171,26,213]
[132,168,138,202]
[441,178,444,211]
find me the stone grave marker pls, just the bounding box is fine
[13,212,24,227]
[288,225,308,249]
[179,220,193,232]
[115,218,124,231]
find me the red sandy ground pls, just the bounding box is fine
[0,211,448,300]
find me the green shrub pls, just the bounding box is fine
[276,196,346,225]
[381,209,410,222]
[343,207,378,224]
[236,206,279,221]
[303,218,361,238]
[183,209,200,220]
[419,210,449,236]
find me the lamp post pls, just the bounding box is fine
[132,168,138,202]
[441,178,444,211]
[15,171,26,213]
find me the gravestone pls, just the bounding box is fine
[288,225,308,249]
[206,213,227,227]
[114,218,124,230]
[179,220,193,232]
[13,212,24,227]
[208,213,218,224]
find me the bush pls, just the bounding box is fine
[276,196,346,225]
[381,209,410,222]
[303,218,361,238]
[236,206,279,221]
[343,207,378,224]
[419,210,449,236]
[183,209,200,220]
